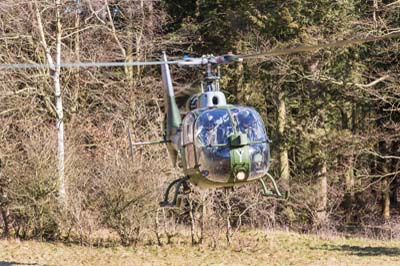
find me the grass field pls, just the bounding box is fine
[1,231,400,266]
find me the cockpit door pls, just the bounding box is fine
[182,113,196,169]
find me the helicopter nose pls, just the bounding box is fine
[230,145,250,182]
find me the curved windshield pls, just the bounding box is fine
[231,107,270,178]
[195,109,233,182]
[195,109,233,147]
[231,107,266,142]
[193,107,270,183]
[248,143,270,178]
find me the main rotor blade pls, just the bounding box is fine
[240,32,400,59]
[0,60,181,70]
[1,32,398,70]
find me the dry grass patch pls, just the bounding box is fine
[1,231,400,266]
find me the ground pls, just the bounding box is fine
[1,231,400,266]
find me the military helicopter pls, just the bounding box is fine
[149,51,282,207]
[1,32,399,207]
[133,32,400,207]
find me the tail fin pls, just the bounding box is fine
[161,52,181,165]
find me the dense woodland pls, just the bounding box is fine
[0,0,399,246]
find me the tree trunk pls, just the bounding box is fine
[72,0,80,120]
[125,3,135,86]
[373,0,378,29]
[382,177,391,220]
[188,198,197,246]
[344,156,354,223]
[235,60,244,103]
[316,160,328,226]
[199,192,206,245]
[390,141,400,208]
[1,207,9,238]
[54,0,65,205]
[154,208,162,246]
[162,208,175,245]
[378,141,390,221]
[341,106,354,223]
[277,90,289,192]
[35,0,66,206]
[224,189,232,246]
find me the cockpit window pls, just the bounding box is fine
[195,109,233,182]
[231,107,266,142]
[192,107,269,183]
[181,113,196,169]
[195,109,233,147]
[182,113,195,145]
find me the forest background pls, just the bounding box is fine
[0,0,399,247]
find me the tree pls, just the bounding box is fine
[35,0,66,206]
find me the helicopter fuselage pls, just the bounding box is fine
[179,104,270,188]
[161,52,271,189]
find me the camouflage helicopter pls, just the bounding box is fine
[151,51,283,207]
[1,32,399,207]
[137,32,400,207]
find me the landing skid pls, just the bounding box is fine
[159,176,191,207]
[259,173,288,199]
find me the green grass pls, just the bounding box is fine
[1,231,400,266]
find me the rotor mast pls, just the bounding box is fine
[203,62,220,92]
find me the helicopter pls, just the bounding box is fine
[1,32,399,207]
[132,32,400,207]
[145,51,283,207]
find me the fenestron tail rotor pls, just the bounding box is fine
[0,32,399,70]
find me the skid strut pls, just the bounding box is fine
[259,172,287,199]
[160,176,191,207]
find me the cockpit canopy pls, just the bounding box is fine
[181,106,270,185]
